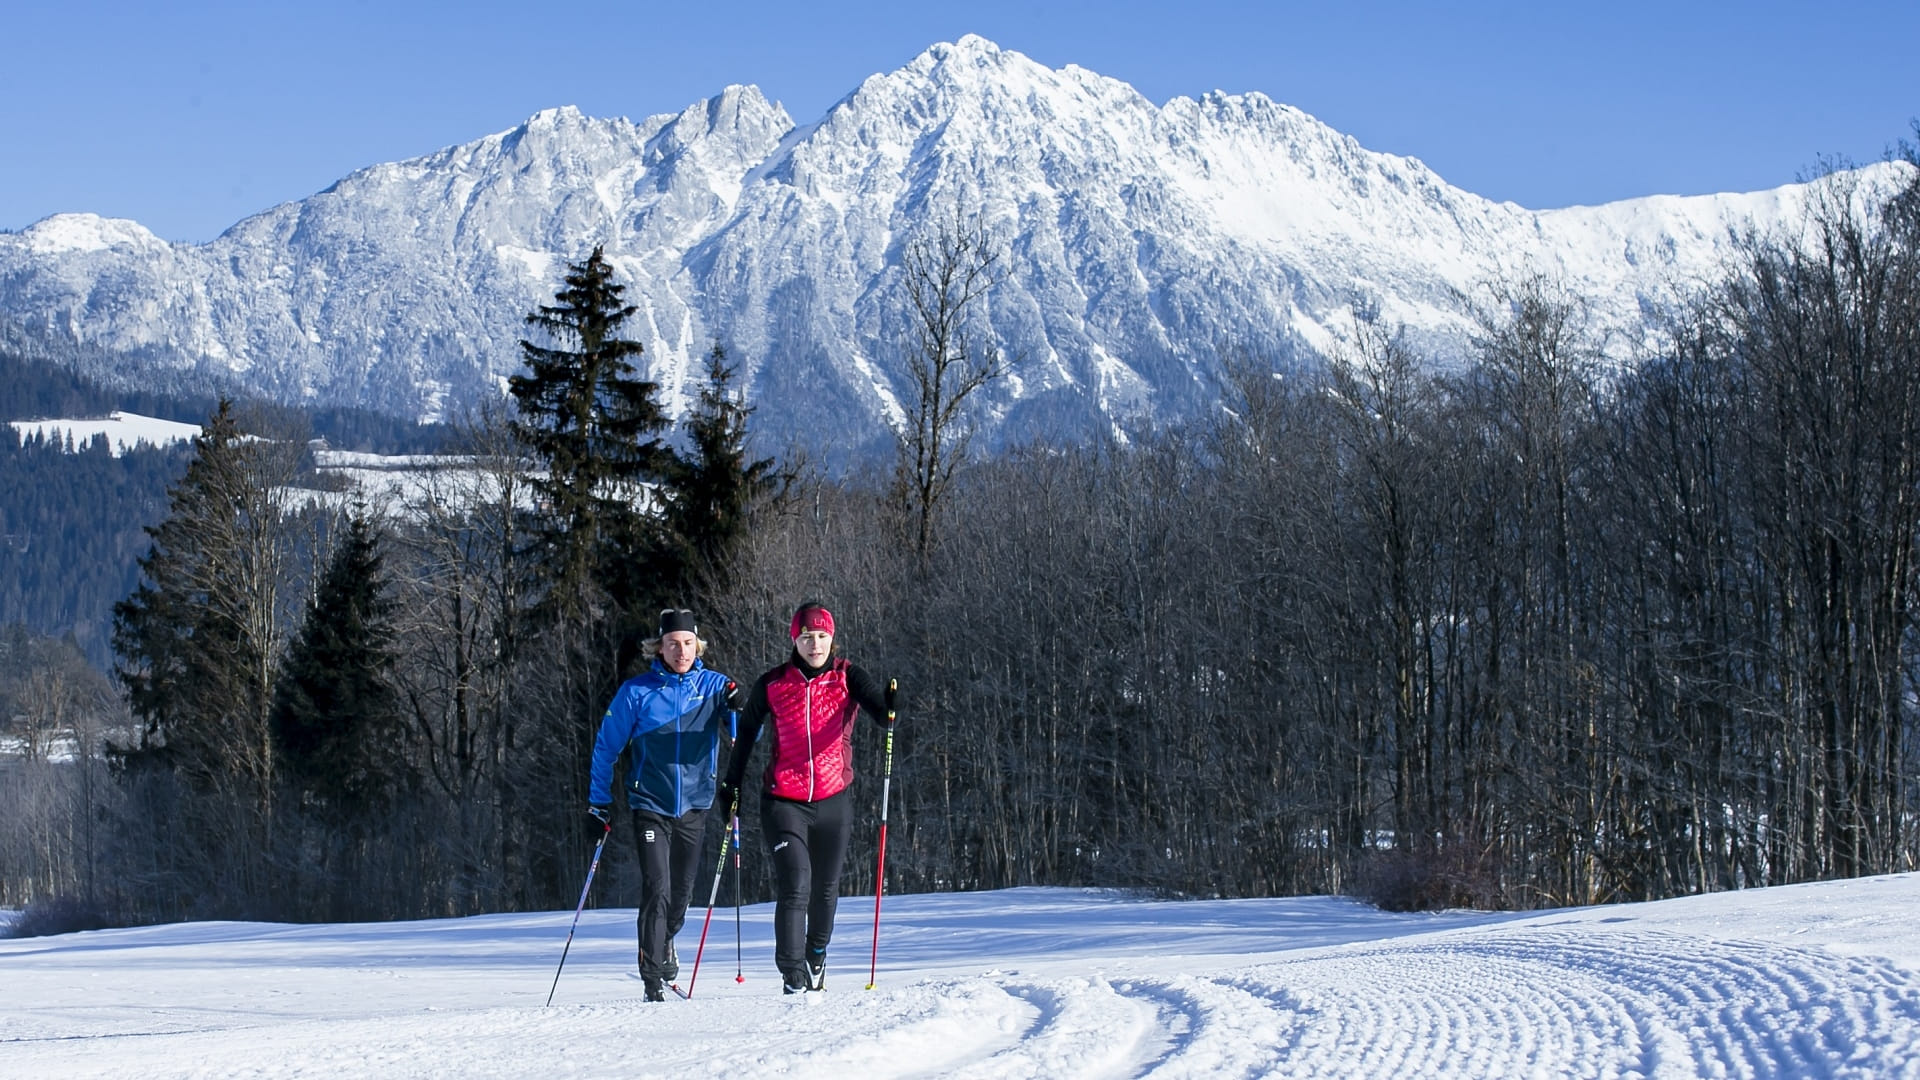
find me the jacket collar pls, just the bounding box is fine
[789,652,836,680]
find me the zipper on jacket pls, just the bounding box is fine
[673,674,684,815]
[804,672,816,801]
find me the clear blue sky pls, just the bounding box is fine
[3,0,1914,243]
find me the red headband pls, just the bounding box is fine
[789,606,835,639]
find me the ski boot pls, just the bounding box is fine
[781,965,809,995]
[805,946,827,992]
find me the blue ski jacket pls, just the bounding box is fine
[589,658,733,817]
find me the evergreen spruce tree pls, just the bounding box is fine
[658,344,779,602]
[506,248,672,904]
[270,509,401,819]
[112,399,297,802]
[507,246,669,622]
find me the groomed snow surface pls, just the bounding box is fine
[5,876,1919,1078]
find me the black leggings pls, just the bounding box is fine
[631,807,709,977]
[761,790,852,977]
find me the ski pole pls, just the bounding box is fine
[732,811,745,983]
[682,809,736,998]
[866,679,898,990]
[726,702,744,984]
[545,819,612,1007]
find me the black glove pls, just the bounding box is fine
[714,782,739,821]
[725,680,743,710]
[587,804,613,830]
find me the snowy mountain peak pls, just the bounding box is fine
[915,33,1032,78]
[0,39,1894,451]
[703,84,790,127]
[525,103,586,127]
[890,36,1152,118]
[656,84,794,163]
[20,213,170,256]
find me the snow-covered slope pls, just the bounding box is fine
[7,411,200,456]
[4,877,1917,1078]
[1,37,1903,452]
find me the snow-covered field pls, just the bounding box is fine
[4,876,1918,1078]
[7,411,199,455]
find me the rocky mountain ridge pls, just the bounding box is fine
[0,36,1892,455]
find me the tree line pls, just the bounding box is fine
[3,160,1917,929]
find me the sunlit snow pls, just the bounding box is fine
[5,876,1918,1078]
[7,411,199,456]
[18,213,168,256]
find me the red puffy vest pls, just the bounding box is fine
[762,659,858,801]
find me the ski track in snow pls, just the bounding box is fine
[1213,930,1920,1079]
[4,884,1920,1079]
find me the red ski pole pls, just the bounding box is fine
[691,684,741,999]
[682,814,735,998]
[866,679,898,990]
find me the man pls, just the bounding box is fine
[588,608,736,1001]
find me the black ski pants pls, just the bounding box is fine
[761,789,852,978]
[631,807,709,978]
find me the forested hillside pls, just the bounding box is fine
[0,352,452,669]
[0,350,218,425]
[0,434,189,667]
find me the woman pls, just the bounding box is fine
[588,608,736,1002]
[717,602,891,994]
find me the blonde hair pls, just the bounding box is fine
[643,634,708,659]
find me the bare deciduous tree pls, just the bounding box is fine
[894,216,1013,562]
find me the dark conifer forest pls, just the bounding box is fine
[3,161,1917,930]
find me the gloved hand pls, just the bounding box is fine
[723,681,744,746]
[587,804,613,831]
[714,782,739,822]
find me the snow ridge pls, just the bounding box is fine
[0,37,1903,452]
